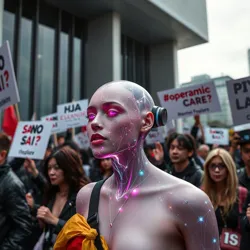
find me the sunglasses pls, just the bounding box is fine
[208,163,226,170]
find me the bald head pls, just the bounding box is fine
[99,80,155,114]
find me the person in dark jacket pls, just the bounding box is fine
[240,191,250,250]
[166,132,203,187]
[0,132,32,250]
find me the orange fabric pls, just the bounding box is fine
[53,213,108,250]
[2,105,18,138]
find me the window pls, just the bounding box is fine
[3,0,86,120]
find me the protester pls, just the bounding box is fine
[190,115,205,145]
[202,148,248,249]
[240,191,250,250]
[26,146,90,249]
[166,132,203,187]
[197,144,210,165]
[0,132,32,249]
[237,129,250,190]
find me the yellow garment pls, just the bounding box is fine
[53,213,109,250]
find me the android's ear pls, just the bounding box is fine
[141,112,154,134]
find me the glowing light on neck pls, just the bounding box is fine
[139,170,144,176]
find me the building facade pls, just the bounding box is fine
[1,0,208,121]
[182,74,233,128]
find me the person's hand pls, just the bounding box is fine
[37,206,59,225]
[152,142,164,164]
[247,204,250,223]
[24,158,39,177]
[25,193,34,209]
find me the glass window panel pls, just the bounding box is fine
[37,24,55,118]
[59,32,68,104]
[18,17,32,120]
[73,37,81,101]
[3,11,15,59]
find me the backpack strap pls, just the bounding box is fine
[87,179,107,250]
[238,186,248,214]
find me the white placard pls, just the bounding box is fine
[146,127,166,145]
[0,41,20,110]
[234,123,250,132]
[205,128,229,146]
[57,99,88,129]
[226,76,250,126]
[41,113,66,134]
[8,121,53,160]
[157,81,221,120]
[73,131,90,150]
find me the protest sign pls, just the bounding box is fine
[8,121,52,159]
[226,76,250,126]
[157,81,221,120]
[41,113,66,134]
[205,127,229,146]
[57,99,88,129]
[73,130,90,150]
[146,127,166,145]
[0,41,20,110]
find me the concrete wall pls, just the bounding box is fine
[84,12,121,99]
[0,0,3,45]
[147,0,208,42]
[149,41,179,105]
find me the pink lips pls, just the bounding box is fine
[91,133,106,146]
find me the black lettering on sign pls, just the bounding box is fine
[236,97,250,110]
[0,55,4,70]
[64,103,81,113]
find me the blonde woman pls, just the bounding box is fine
[202,148,247,250]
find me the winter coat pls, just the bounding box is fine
[0,164,32,250]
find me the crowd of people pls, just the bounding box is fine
[0,109,250,249]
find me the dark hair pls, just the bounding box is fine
[80,149,90,165]
[166,132,195,153]
[43,146,90,203]
[0,132,11,152]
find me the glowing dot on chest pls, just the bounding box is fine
[132,188,138,196]
[212,238,217,243]
[198,216,204,223]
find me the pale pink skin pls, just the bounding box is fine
[76,81,220,250]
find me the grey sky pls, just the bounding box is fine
[178,0,250,83]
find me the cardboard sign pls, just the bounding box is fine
[157,81,221,120]
[226,76,250,126]
[57,99,88,129]
[73,130,90,150]
[41,113,66,134]
[0,41,20,110]
[8,121,53,159]
[146,127,166,145]
[205,128,229,146]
